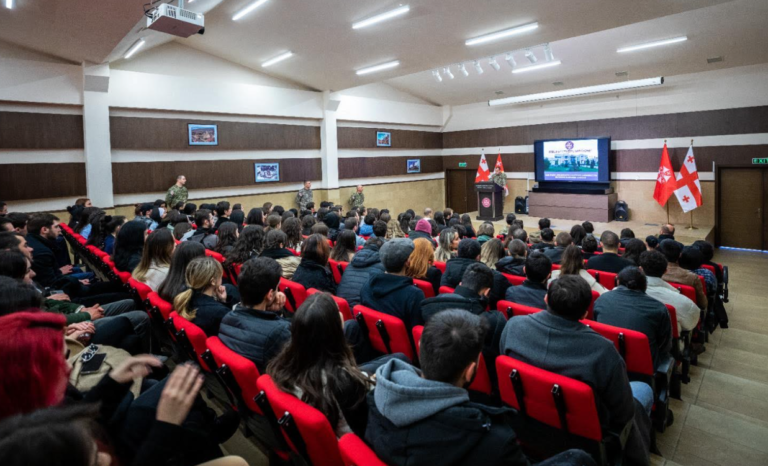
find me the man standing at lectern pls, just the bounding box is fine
[491,166,507,194]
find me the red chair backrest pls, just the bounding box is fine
[327,259,344,285]
[668,282,696,303]
[307,288,353,321]
[353,305,414,361]
[496,300,543,320]
[665,304,679,339]
[585,290,599,321]
[581,319,654,376]
[168,311,210,369]
[147,292,174,320]
[412,326,492,395]
[338,433,387,466]
[256,375,344,466]
[206,336,263,414]
[501,273,526,286]
[205,249,225,263]
[496,355,603,441]
[552,264,561,271]
[438,285,455,295]
[279,278,308,314]
[286,248,299,256]
[433,261,446,273]
[413,279,436,298]
[588,270,617,290]
[338,261,349,273]
[128,278,153,302]
[114,268,132,284]
[701,264,716,276]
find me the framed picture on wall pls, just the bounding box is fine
[407,159,421,173]
[188,124,218,146]
[376,131,391,147]
[255,163,280,183]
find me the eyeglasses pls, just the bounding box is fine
[81,344,99,362]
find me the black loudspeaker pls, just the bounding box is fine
[615,201,629,221]
[515,196,528,214]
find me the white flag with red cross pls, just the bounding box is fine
[495,153,510,196]
[673,145,703,213]
[475,151,490,182]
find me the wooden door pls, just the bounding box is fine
[446,170,468,213]
[465,171,478,213]
[719,169,764,250]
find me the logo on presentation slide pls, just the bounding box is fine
[565,141,574,150]
[482,198,492,208]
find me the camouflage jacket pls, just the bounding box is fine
[349,192,365,208]
[296,188,313,210]
[491,172,508,188]
[165,185,188,208]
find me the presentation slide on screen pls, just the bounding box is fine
[543,140,600,181]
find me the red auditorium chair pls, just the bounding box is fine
[256,375,345,466]
[145,292,176,351]
[147,291,173,322]
[501,272,526,286]
[496,300,543,320]
[327,258,345,285]
[552,264,561,271]
[412,326,492,395]
[353,305,415,361]
[167,311,210,368]
[286,247,299,256]
[339,433,388,466]
[586,290,599,321]
[587,270,617,290]
[437,285,454,295]
[307,288,353,321]
[496,355,632,465]
[205,249,226,263]
[413,279,436,298]
[665,304,688,395]
[668,282,696,303]
[127,278,153,309]
[279,278,308,314]
[433,261,446,273]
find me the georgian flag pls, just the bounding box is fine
[495,153,510,196]
[673,146,703,213]
[475,151,490,182]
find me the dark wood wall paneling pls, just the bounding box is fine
[339,156,443,179]
[0,111,84,149]
[337,127,442,149]
[112,159,322,195]
[0,164,86,201]
[110,117,321,150]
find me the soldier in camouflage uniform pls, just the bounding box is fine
[349,185,365,209]
[165,175,188,208]
[296,180,314,211]
[491,166,507,190]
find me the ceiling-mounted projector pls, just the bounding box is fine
[147,3,205,37]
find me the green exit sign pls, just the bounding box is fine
[458,162,468,168]
[753,158,768,165]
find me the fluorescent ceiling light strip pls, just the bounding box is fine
[617,36,687,53]
[353,5,410,29]
[489,76,664,106]
[511,60,561,74]
[465,22,539,46]
[232,0,269,21]
[262,51,293,67]
[124,39,146,59]
[356,60,400,75]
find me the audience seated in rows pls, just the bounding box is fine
[114,220,148,273]
[222,225,264,272]
[496,238,527,276]
[528,217,551,244]
[214,222,239,255]
[504,252,552,309]
[659,240,707,310]
[292,234,337,293]
[260,229,301,279]
[173,256,237,336]
[158,242,206,303]
[543,231,572,264]
[187,209,219,250]
[331,229,357,262]
[549,245,607,294]
[586,230,634,274]
[622,238,647,266]
[132,228,175,292]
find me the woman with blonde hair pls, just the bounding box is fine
[549,244,606,294]
[406,238,442,295]
[434,227,458,263]
[132,228,175,291]
[479,238,506,270]
[173,256,236,336]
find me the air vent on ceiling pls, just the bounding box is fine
[615,71,629,77]
[494,90,504,95]
[707,56,724,64]
[552,81,564,86]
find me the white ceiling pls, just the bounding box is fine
[2,0,767,107]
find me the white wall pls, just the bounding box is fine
[332,83,443,127]
[444,63,768,132]
[0,40,82,105]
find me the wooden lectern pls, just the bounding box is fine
[476,182,504,221]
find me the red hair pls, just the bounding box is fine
[0,311,68,420]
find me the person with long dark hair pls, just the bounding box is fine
[330,229,356,262]
[214,222,239,255]
[461,214,476,238]
[281,217,303,250]
[570,224,587,247]
[292,234,336,293]
[301,215,316,236]
[112,220,147,273]
[158,242,206,303]
[398,212,412,235]
[268,292,373,436]
[549,245,606,294]
[223,225,265,270]
[86,215,125,253]
[183,202,197,223]
[260,230,301,279]
[621,238,647,266]
[324,212,341,242]
[74,207,102,239]
[132,229,175,291]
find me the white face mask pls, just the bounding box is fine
[158,207,165,217]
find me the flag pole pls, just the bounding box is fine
[686,139,698,230]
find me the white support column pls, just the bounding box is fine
[320,90,340,190]
[82,62,114,208]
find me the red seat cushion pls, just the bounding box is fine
[339,433,387,466]
[413,279,436,298]
[207,336,263,414]
[353,305,414,361]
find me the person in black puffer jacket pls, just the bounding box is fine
[495,239,528,277]
[337,237,386,307]
[292,234,337,294]
[440,238,482,288]
[324,212,341,243]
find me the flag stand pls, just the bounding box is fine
[686,211,698,230]
[666,203,670,224]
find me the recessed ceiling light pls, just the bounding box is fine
[432,70,443,82]
[232,0,269,21]
[489,77,664,106]
[615,71,629,77]
[352,5,410,29]
[512,60,561,74]
[262,51,293,67]
[465,22,539,47]
[617,36,687,53]
[356,60,400,75]
[707,56,724,64]
[4,0,14,9]
[124,39,146,59]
